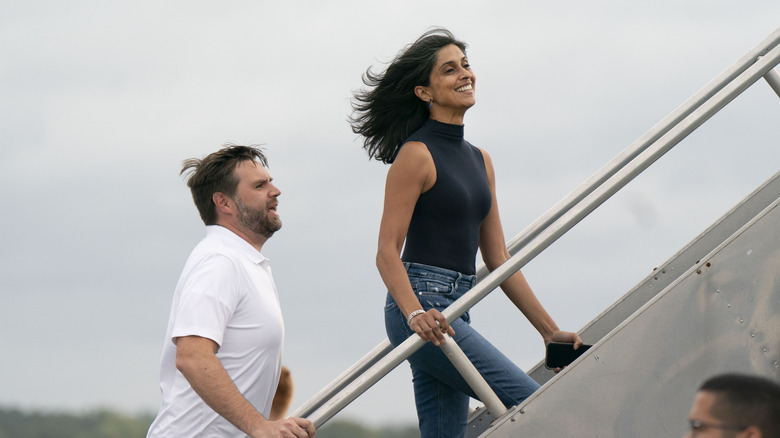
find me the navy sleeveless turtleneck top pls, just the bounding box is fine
[400,119,492,275]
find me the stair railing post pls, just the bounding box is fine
[438,334,508,419]
[762,65,780,97]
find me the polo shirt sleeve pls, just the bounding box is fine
[170,253,240,347]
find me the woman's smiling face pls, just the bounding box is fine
[421,43,476,121]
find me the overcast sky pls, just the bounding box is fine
[1,0,779,428]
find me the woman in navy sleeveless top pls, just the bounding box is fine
[350,28,583,438]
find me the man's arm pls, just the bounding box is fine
[176,335,315,437]
[269,366,294,421]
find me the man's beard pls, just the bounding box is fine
[235,197,282,238]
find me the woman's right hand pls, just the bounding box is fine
[409,309,455,346]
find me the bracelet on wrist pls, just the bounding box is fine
[407,309,426,326]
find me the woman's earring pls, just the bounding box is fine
[429,99,433,109]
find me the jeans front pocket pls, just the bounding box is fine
[408,279,453,312]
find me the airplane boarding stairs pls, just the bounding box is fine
[465,172,780,437]
[293,27,780,438]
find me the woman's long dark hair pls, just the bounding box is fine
[349,28,467,164]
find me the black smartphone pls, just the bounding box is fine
[545,342,592,369]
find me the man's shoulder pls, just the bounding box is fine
[185,237,243,268]
[201,226,266,263]
[178,227,267,284]
[188,227,244,257]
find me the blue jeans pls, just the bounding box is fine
[385,263,541,438]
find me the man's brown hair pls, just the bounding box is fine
[181,144,269,225]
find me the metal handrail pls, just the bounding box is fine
[293,27,780,428]
[292,339,393,418]
[478,26,780,280]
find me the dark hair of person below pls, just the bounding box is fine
[180,144,269,225]
[349,27,467,164]
[699,373,780,436]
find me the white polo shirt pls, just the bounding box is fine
[148,225,284,438]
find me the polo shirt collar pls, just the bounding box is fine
[205,225,268,265]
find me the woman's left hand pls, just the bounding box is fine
[546,330,583,349]
[545,331,584,373]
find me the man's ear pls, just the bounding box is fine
[414,85,430,102]
[213,192,232,215]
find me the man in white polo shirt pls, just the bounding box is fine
[148,145,315,438]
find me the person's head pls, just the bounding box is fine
[181,144,282,241]
[350,27,472,163]
[684,373,780,438]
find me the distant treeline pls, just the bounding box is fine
[0,408,153,438]
[0,407,418,438]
